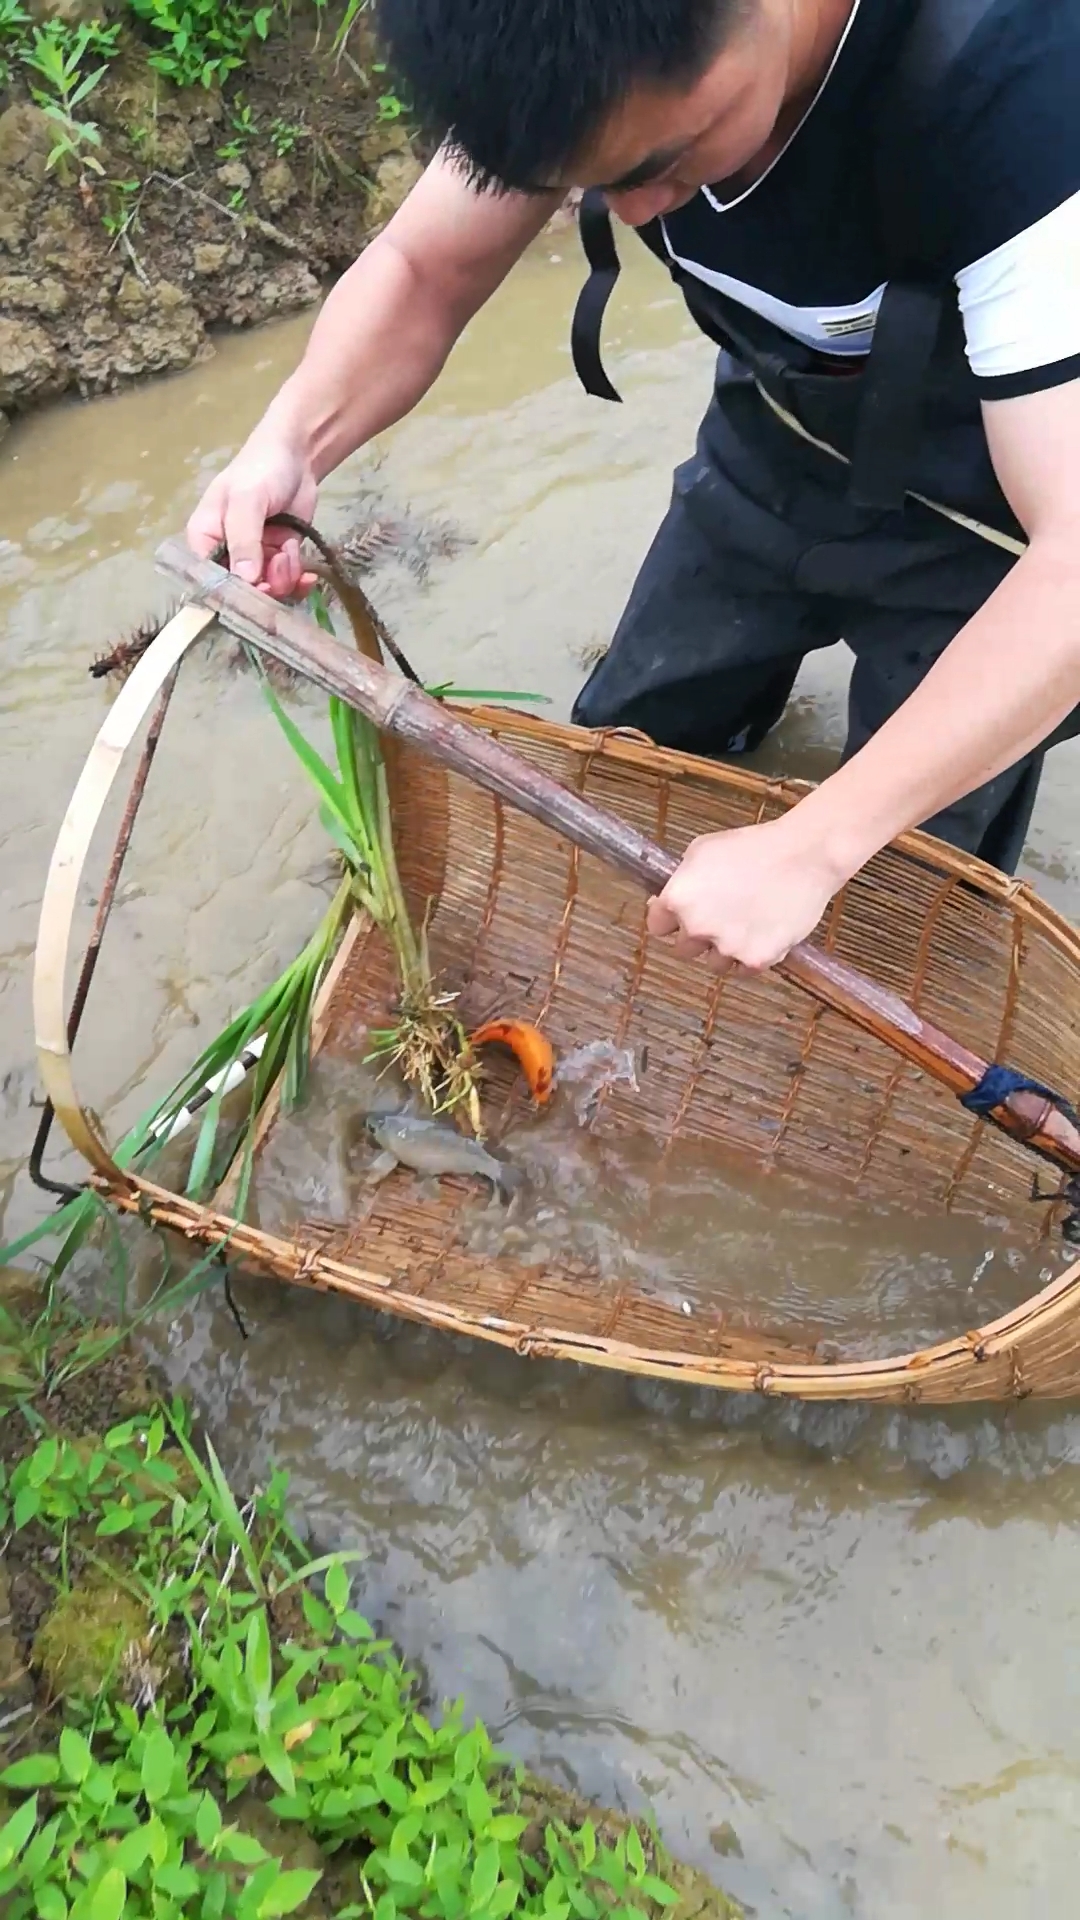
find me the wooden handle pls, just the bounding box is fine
[34,603,217,1182]
[154,541,1080,1184]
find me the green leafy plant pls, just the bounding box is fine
[21,21,119,181]
[125,0,274,90]
[100,175,141,237]
[0,0,30,88]
[216,93,257,158]
[268,114,303,157]
[0,1399,687,1920]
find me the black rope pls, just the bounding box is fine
[221,1261,248,1341]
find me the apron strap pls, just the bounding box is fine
[847,280,944,512]
[570,189,624,403]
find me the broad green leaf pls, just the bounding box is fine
[26,1435,59,1486]
[488,1815,528,1842]
[0,1793,38,1870]
[202,1870,229,1920]
[146,1816,169,1866]
[374,1770,409,1814]
[37,1885,69,1920]
[245,1610,274,1712]
[380,1851,424,1888]
[59,1726,93,1784]
[0,1754,60,1789]
[96,1507,135,1536]
[372,1725,399,1775]
[257,1867,323,1916]
[258,1736,295,1797]
[140,1724,175,1803]
[487,1883,521,1920]
[216,1828,268,1866]
[13,1484,40,1528]
[195,1792,223,1853]
[19,1812,61,1880]
[89,1867,126,1920]
[112,1825,154,1875]
[466,1772,492,1830]
[155,1860,202,1900]
[411,1775,452,1808]
[470,1841,501,1910]
[324,1559,350,1616]
[638,1877,679,1906]
[389,1812,424,1858]
[626,1828,646,1878]
[316,1788,354,1821]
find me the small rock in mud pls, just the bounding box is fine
[366,151,425,230]
[27,0,103,24]
[149,117,196,173]
[115,270,152,316]
[0,316,61,407]
[0,102,53,181]
[193,240,234,277]
[0,177,34,252]
[258,156,298,213]
[216,159,252,194]
[0,272,68,316]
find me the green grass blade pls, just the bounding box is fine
[255,662,358,843]
[424,685,550,704]
[0,1193,89,1264]
[185,1005,265,1201]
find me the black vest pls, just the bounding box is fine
[570,0,1024,542]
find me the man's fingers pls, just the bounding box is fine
[264,542,307,599]
[186,477,227,557]
[646,895,681,937]
[222,491,270,586]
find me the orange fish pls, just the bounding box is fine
[469,1018,555,1106]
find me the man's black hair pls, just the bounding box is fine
[376,0,744,193]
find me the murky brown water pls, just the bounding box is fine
[4,236,1080,1918]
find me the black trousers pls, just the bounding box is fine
[572,361,1079,874]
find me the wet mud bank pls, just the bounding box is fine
[0,11,426,433]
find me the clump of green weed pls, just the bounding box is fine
[0,1405,704,1920]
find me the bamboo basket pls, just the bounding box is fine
[35,633,1080,1403]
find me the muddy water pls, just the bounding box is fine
[4,236,1080,1919]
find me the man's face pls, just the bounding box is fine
[570,0,794,227]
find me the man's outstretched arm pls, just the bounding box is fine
[649,378,1080,970]
[187,153,557,594]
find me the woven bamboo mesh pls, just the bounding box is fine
[95,710,1080,1404]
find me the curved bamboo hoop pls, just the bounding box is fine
[33,605,217,1183]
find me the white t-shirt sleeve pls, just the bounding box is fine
[955,190,1080,397]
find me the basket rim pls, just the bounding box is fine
[43,682,1080,1406]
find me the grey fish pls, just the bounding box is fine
[366,1113,522,1198]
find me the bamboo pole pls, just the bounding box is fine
[155,540,1080,1184]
